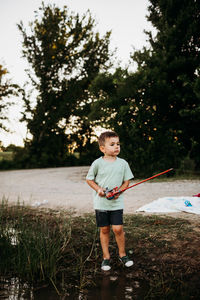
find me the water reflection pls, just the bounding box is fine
[86,271,148,299]
[0,272,148,299]
[6,227,19,246]
[0,277,34,299]
[0,277,65,300]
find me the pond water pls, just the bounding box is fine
[85,273,148,299]
[0,272,148,299]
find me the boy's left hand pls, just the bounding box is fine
[105,187,122,200]
[113,192,121,199]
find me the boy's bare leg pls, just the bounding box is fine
[112,225,126,258]
[100,226,110,259]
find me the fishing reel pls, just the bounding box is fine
[105,187,121,200]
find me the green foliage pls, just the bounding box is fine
[18,3,112,167]
[144,0,200,169]
[0,65,20,135]
[88,0,200,176]
[0,151,13,162]
[2,0,197,174]
[0,202,72,283]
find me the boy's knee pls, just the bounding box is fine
[100,226,110,235]
[112,225,124,236]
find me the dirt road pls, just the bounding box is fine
[1,166,199,219]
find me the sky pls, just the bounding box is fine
[0,0,154,147]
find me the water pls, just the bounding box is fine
[0,277,60,300]
[85,272,148,299]
[0,277,34,300]
[0,273,148,299]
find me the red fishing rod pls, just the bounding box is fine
[106,168,173,200]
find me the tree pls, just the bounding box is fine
[89,0,200,175]
[0,64,19,135]
[18,3,112,167]
[140,0,200,170]
[89,68,165,176]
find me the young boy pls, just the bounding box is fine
[86,131,134,271]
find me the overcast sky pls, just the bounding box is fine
[0,0,154,146]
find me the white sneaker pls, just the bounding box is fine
[119,255,134,267]
[101,259,111,271]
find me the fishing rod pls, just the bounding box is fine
[105,168,173,200]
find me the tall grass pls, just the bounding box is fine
[0,201,99,295]
[1,200,200,298]
[0,201,73,292]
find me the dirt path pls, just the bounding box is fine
[1,166,200,220]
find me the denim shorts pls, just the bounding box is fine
[95,209,123,227]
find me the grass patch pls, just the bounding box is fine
[0,152,13,161]
[0,201,200,298]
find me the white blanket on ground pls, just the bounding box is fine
[136,196,200,215]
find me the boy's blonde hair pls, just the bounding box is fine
[98,131,119,146]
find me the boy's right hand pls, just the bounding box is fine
[97,187,105,197]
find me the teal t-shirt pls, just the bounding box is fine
[86,157,134,210]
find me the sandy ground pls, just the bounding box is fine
[0,166,200,220]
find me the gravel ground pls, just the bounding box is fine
[1,166,200,220]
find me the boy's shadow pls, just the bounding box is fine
[100,273,127,300]
[87,267,146,300]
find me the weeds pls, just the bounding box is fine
[0,201,200,299]
[0,202,73,291]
